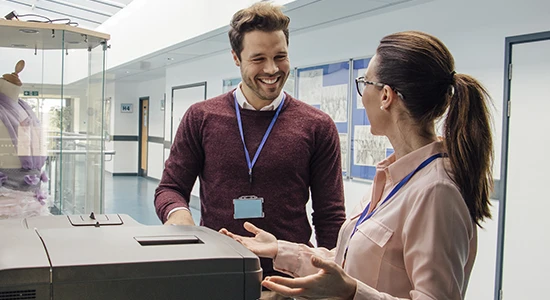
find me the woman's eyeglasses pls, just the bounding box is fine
[355,76,404,99]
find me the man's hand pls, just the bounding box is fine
[164,209,195,226]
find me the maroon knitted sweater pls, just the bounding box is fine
[155,91,346,276]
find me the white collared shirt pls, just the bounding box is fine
[235,82,284,111]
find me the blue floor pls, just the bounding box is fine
[103,174,201,225]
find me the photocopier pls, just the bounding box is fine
[0,213,262,300]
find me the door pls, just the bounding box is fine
[139,97,149,176]
[500,35,550,299]
[171,83,206,143]
[169,83,206,200]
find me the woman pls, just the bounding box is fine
[220,31,493,300]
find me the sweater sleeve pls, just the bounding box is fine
[154,105,204,223]
[309,116,346,248]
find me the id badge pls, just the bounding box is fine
[233,195,264,219]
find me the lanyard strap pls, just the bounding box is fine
[234,92,285,183]
[342,153,444,267]
[349,153,444,242]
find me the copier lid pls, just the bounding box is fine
[0,229,51,286]
[36,225,260,283]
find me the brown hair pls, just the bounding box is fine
[228,2,290,60]
[375,31,493,226]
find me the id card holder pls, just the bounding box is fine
[233,195,264,219]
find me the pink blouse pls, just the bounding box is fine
[273,141,477,299]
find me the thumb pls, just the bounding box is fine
[311,255,337,273]
[243,222,262,235]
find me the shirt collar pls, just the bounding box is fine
[235,82,284,111]
[376,141,446,185]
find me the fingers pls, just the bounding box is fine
[219,228,242,242]
[219,228,233,238]
[310,255,338,273]
[243,221,261,235]
[262,277,305,297]
[263,276,308,289]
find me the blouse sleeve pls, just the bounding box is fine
[272,240,336,278]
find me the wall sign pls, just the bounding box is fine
[121,103,133,113]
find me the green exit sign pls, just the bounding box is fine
[23,91,39,96]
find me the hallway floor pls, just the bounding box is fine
[104,174,200,225]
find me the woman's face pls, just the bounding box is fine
[362,55,386,135]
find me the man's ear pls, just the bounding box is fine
[231,50,240,67]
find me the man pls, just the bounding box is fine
[154,2,345,296]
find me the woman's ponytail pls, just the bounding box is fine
[444,73,493,226]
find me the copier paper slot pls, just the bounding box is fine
[134,235,203,246]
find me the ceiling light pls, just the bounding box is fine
[11,44,27,48]
[19,29,38,34]
[167,57,174,61]
[67,41,81,44]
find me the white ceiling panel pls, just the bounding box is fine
[3,0,133,29]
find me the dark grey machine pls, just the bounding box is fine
[0,214,262,300]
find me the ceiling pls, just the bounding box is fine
[105,0,429,83]
[2,0,133,29]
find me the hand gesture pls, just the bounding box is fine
[219,222,278,259]
[261,256,357,300]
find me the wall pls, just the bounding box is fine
[110,81,139,173]
[156,0,550,299]
[104,77,166,177]
[89,0,295,75]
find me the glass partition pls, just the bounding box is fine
[0,20,109,218]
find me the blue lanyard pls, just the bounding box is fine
[343,153,444,264]
[234,92,285,183]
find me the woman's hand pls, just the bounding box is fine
[261,256,357,300]
[219,222,278,259]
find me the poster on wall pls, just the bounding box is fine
[222,77,241,93]
[339,133,348,173]
[350,58,394,181]
[222,69,296,96]
[297,61,350,177]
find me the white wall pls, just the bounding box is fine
[109,81,139,173]
[156,0,550,299]
[103,77,165,176]
[92,0,295,74]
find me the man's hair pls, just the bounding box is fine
[228,2,290,60]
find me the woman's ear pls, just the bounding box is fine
[380,85,395,110]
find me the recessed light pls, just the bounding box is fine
[125,71,130,74]
[19,29,38,34]
[11,44,27,48]
[167,57,174,61]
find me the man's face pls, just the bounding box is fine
[232,30,290,104]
